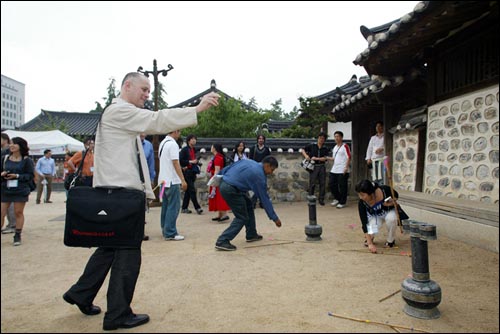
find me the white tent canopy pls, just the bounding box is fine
[2,130,84,155]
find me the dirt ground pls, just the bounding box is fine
[1,191,499,333]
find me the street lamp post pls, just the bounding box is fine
[137,59,174,205]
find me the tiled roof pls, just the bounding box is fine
[331,69,423,121]
[19,110,101,137]
[266,120,295,133]
[353,1,497,76]
[170,79,257,111]
[388,105,428,134]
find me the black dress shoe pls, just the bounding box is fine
[103,313,150,330]
[63,292,101,316]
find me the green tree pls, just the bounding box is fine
[89,78,118,113]
[281,97,332,138]
[182,96,268,138]
[151,82,168,110]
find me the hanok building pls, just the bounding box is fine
[331,1,498,250]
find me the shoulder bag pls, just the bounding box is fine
[64,106,146,248]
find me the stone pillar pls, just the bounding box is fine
[304,195,322,241]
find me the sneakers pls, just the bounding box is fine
[215,241,237,251]
[181,209,192,214]
[246,234,263,242]
[336,203,346,209]
[384,241,396,248]
[1,227,15,234]
[330,200,339,206]
[196,208,203,215]
[13,234,21,246]
[165,235,185,241]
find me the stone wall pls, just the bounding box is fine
[424,85,499,204]
[393,129,420,191]
[194,152,333,205]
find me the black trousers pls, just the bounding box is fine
[308,165,326,203]
[182,172,201,210]
[329,172,349,205]
[65,247,141,325]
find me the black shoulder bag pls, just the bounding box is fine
[64,107,146,248]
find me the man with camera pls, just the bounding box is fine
[302,132,329,206]
[179,134,203,215]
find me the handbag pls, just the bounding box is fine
[397,205,410,221]
[64,186,145,248]
[64,107,146,248]
[64,150,87,190]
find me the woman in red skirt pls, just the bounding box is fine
[208,143,230,222]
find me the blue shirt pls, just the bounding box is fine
[35,156,56,176]
[220,159,278,222]
[142,139,156,181]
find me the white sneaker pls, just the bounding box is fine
[165,235,185,241]
[330,200,339,206]
[336,204,346,209]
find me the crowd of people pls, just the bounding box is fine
[1,71,396,331]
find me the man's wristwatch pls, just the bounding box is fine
[16,174,19,179]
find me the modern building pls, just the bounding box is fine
[1,74,25,130]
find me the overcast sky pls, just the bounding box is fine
[2,1,419,123]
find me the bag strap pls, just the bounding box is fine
[135,139,145,185]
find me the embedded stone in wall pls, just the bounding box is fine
[475,97,486,109]
[399,139,406,148]
[491,135,499,149]
[459,153,471,163]
[426,164,438,175]
[438,177,450,188]
[427,153,436,162]
[408,136,417,145]
[459,194,467,199]
[461,100,472,112]
[406,148,416,160]
[492,121,499,134]
[401,161,409,174]
[394,163,400,171]
[451,102,460,114]
[439,140,449,152]
[447,153,457,162]
[429,131,436,140]
[477,122,489,133]
[473,153,486,162]
[286,193,296,201]
[480,182,494,192]
[492,167,499,179]
[292,171,300,180]
[428,141,438,151]
[444,116,456,128]
[477,164,490,180]
[429,119,443,130]
[488,150,498,163]
[438,153,445,162]
[439,165,448,176]
[461,124,475,136]
[439,106,449,116]
[403,175,413,183]
[429,109,438,119]
[462,138,472,151]
[448,128,460,137]
[458,113,468,124]
[451,179,461,190]
[432,189,443,196]
[394,173,402,183]
[468,194,478,201]
[292,181,308,190]
[395,151,404,162]
[277,172,288,179]
[484,107,497,120]
[473,137,487,151]
[437,129,446,138]
[426,176,437,187]
[450,139,460,150]
[465,181,477,191]
[470,110,482,122]
[463,166,474,178]
[449,164,460,176]
[273,181,290,192]
[480,196,492,203]
[485,94,495,106]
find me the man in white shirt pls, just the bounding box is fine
[365,121,385,184]
[158,130,187,241]
[328,131,351,208]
